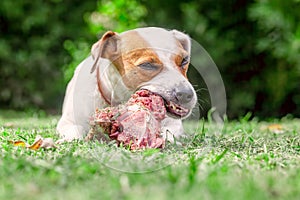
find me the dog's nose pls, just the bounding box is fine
[175,88,194,104]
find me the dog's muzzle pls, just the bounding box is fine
[163,87,194,118]
[140,85,196,119]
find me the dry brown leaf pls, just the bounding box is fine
[9,135,57,150]
[9,140,28,147]
[267,124,282,129]
[28,138,43,150]
[260,124,284,134]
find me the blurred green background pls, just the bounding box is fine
[1,0,300,119]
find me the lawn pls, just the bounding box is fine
[1,110,300,200]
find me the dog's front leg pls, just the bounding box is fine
[57,57,103,141]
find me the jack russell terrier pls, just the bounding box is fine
[57,27,197,142]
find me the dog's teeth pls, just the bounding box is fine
[172,104,176,110]
[167,101,189,116]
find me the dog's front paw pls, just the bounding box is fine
[161,117,184,143]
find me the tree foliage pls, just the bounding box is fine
[0,0,96,109]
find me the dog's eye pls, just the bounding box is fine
[138,62,159,70]
[181,56,189,68]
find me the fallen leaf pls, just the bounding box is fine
[9,135,57,150]
[261,124,285,134]
[9,140,28,147]
[28,138,43,150]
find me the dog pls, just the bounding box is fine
[57,27,197,142]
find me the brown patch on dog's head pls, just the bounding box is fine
[118,31,165,89]
[91,30,164,90]
[173,52,189,78]
[172,30,191,79]
[121,48,163,89]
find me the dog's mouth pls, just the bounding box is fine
[138,89,190,118]
[164,99,190,118]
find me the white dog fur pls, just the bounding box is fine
[57,27,197,142]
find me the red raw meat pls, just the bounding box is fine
[86,90,166,150]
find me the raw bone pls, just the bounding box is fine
[86,90,166,150]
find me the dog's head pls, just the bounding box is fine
[91,27,197,119]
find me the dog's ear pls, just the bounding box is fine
[90,31,121,73]
[171,30,191,55]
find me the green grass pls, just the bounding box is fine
[1,110,300,200]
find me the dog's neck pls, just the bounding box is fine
[95,58,133,106]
